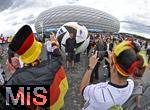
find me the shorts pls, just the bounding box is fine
[132,79,144,95]
[67,52,75,62]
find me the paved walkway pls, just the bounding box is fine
[142,68,150,82]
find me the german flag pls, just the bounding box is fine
[6,65,68,110]
[50,66,68,110]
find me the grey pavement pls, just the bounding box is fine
[142,68,150,83]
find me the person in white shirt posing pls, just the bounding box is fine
[80,41,145,110]
[44,32,59,61]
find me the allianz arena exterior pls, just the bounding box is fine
[35,5,120,33]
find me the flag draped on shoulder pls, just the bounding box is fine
[50,66,68,110]
[5,25,68,110]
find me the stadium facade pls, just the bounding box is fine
[35,5,120,33]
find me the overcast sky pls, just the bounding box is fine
[0,0,150,38]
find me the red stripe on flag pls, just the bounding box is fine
[50,66,66,105]
[16,33,34,55]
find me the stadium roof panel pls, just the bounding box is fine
[35,5,120,33]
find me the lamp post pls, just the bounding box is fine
[40,21,44,41]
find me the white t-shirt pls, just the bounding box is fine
[148,44,150,49]
[82,79,134,110]
[44,40,59,52]
[44,41,53,52]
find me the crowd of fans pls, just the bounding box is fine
[0,26,150,110]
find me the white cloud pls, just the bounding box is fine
[0,0,50,36]
[76,0,150,38]
[0,0,150,39]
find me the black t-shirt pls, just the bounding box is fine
[65,38,76,53]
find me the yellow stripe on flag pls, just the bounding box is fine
[50,77,68,110]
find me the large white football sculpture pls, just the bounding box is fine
[56,22,89,54]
